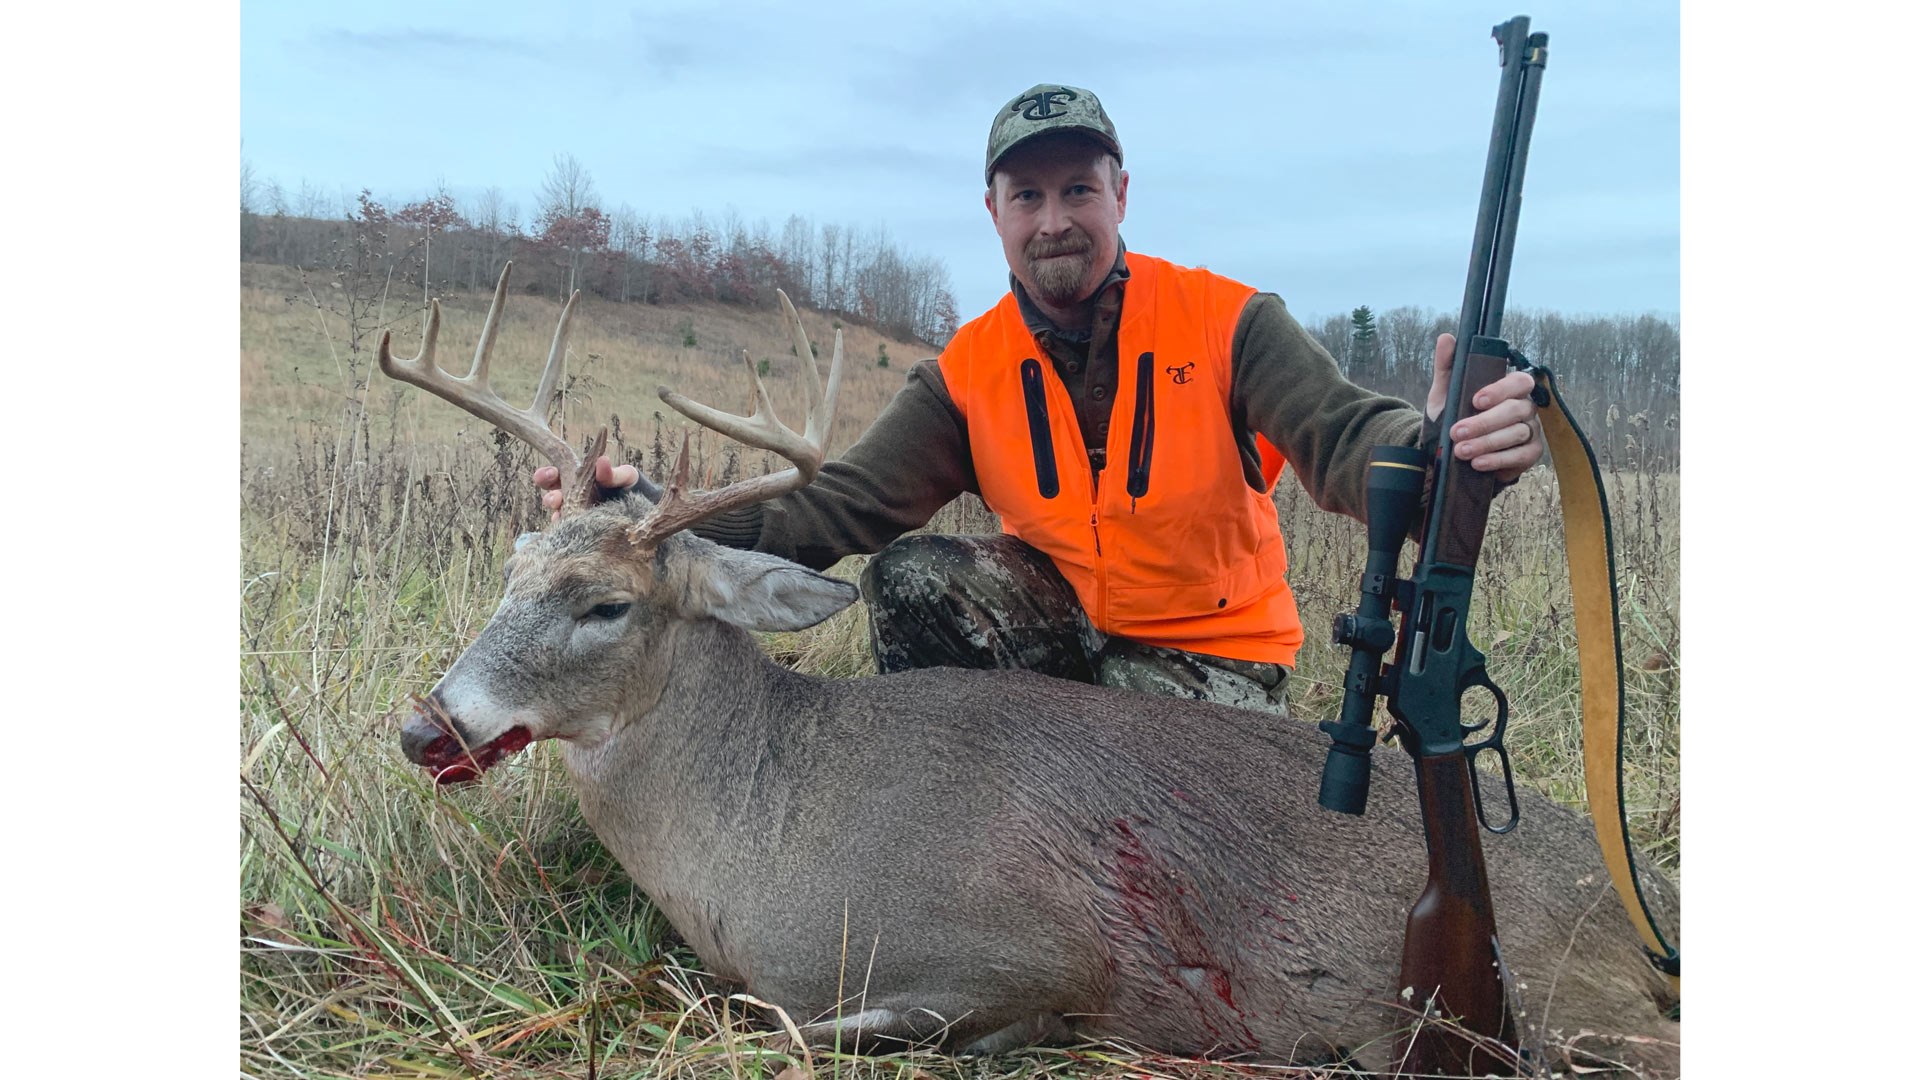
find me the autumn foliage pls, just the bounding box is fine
[242,167,963,347]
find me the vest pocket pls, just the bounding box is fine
[1105,537,1288,624]
[1126,350,1156,506]
[1020,358,1060,499]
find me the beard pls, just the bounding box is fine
[1023,234,1096,307]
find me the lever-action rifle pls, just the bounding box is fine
[1316,15,1549,1077]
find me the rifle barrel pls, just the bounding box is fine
[1454,16,1531,347]
[1484,32,1550,339]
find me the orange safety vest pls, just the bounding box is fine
[939,252,1303,665]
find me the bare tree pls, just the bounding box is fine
[817,222,842,310]
[611,204,651,303]
[539,153,598,220]
[296,178,329,220]
[780,214,815,303]
[1382,306,1434,402]
[538,154,604,294]
[464,187,507,289]
[241,155,258,215]
[1313,314,1352,373]
[260,178,290,262]
[240,153,260,256]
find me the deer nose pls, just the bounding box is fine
[400,700,463,765]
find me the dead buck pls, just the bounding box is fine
[380,265,1679,1075]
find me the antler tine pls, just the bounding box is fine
[628,432,809,552]
[738,345,784,431]
[375,262,588,501]
[378,294,445,375]
[562,427,610,516]
[776,290,824,437]
[632,296,847,549]
[815,323,844,448]
[658,358,818,473]
[775,288,843,447]
[467,260,513,388]
[530,287,582,424]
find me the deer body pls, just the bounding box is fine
[386,270,1677,1071]
[416,510,1676,1067]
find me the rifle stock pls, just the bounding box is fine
[1400,751,1511,1074]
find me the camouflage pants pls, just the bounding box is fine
[859,534,1291,718]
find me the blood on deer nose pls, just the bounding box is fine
[399,699,463,766]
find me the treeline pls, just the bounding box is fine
[240,154,961,346]
[1309,305,1681,471]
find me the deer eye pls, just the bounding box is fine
[586,602,631,621]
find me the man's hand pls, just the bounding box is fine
[533,457,640,521]
[1424,333,1543,483]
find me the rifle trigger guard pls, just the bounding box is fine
[1461,666,1521,834]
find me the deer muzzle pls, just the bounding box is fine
[400,699,532,786]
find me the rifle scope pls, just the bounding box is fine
[1317,443,1428,815]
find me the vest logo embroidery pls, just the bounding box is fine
[1017,88,1078,120]
[1165,361,1195,385]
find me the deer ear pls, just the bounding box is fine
[682,548,859,632]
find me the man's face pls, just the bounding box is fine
[986,135,1129,309]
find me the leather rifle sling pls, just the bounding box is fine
[1532,366,1682,997]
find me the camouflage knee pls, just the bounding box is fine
[1095,639,1291,719]
[860,534,1098,681]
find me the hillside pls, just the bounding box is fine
[240,261,935,472]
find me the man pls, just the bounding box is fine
[537,84,1542,718]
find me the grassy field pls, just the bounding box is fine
[238,266,1679,1078]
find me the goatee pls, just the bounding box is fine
[1024,236,1094,308]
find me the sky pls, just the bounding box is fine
[240,0,1678,326]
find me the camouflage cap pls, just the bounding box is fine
[984,84,1122,184]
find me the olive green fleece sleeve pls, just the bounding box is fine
[692,359,978,571]
[1230,293,1426,522]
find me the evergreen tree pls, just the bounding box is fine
[1349,305,1381,381]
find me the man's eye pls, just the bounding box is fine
[587,602,631,620]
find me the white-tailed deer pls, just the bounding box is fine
[380,266,1679,1075]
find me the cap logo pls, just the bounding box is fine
[1015,88,1078,121]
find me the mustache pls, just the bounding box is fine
[1026,235,1092,260]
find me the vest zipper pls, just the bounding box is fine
[1126,350,1156,512]
[1090,470,1103,556]
[1019,359,1061,499]
[1090,467,1106,626]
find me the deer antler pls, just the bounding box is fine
[628,290,845,551]
[377,262,611,514]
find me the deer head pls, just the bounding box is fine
[381,264,851,784]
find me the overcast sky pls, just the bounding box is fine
[240,0,1677,325]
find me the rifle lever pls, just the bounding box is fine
[1461,664,1521,834]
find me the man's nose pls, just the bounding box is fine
[1035,199,1072,236]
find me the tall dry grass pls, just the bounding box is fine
[239,267,1678,1078]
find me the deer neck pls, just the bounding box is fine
[560,616,814,874]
